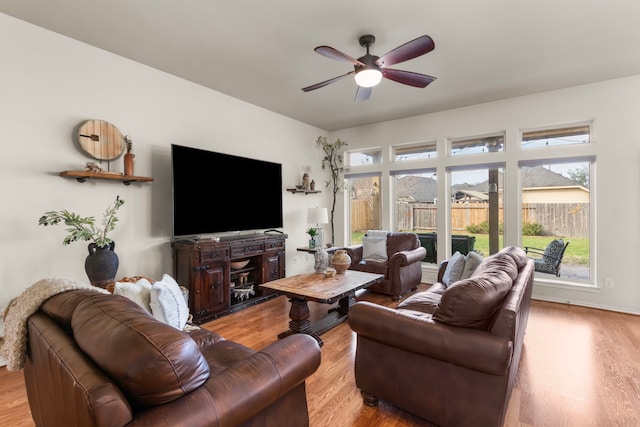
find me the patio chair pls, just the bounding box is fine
[524,239,569,277]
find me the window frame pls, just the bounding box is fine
[346,148,383,167]
[521,123,591,150]
[393,140,438,162]
[448,133,506,157]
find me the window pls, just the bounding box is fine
[339,122,594,288]
[346,174,381,245]
[519,158,592,281]
[522,124,590,149]
[347,149,382,166]
[450,134,504,156]
[518,123,593,282]
[392,169,437,263]
[394,141,437,161]
[449,165,504,258]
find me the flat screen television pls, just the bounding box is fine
[171,144,283,237]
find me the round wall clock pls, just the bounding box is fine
[77,119,124,160]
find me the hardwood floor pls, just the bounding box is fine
[2,284,640,426]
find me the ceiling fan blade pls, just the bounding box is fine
[376,35,435,67]
[302,71,355,92]
[355,86,372,102]
[382,69,437,88]
[314,46,364,66]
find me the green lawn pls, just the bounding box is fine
[350,231,588,265]
[351,231,365,245]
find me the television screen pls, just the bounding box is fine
[171,144,283,237]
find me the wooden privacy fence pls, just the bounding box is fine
[521,202,589,239]
[351,199,381,232]
[389,202,589,238]
[398,203,503,232]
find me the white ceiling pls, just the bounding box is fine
[3,0,640,131]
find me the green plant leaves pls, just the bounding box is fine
[38,196,125,248]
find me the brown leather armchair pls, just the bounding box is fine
[24,290,321,427]
[346,231,426,301]
[349,247,534,427]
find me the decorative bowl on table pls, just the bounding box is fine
[324,268,336,278]
[230,259,250,270]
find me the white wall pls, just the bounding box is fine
[331,76,640,314]
[0,13,330,312]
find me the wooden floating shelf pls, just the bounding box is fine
[286,188,321,195]
[60,170,154,185]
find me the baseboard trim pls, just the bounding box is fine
[532,295,640,316]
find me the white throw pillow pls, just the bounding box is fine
[367,230,389,239]
[461,251,483,280]
[113,278,153,313]
[362,236,388,262]
[442,251,466,286]
[150,274,190,330]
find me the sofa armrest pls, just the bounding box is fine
[202,334,321,424]
[130,334,321,427]
[349,301,512,375]
[388,246,427,268]
[345,245,363,264]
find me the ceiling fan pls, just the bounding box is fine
[302,34,436,102]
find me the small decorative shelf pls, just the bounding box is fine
[60,170,153,185]
[286,187,321,195]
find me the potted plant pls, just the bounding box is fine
[38,196,125,288]
[306,227,319,249]
[316,136,348,246]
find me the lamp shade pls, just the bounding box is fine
[307,207,329,224]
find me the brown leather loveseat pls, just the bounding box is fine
[349,246,534,427]
[24,290,321,427]
[346,231,426,301]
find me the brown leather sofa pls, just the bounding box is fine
[346,232,426,300]
[349,246,534,427]
[24,290,321,427]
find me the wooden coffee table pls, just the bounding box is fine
[259,270,384,346]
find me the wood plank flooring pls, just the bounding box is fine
[1,284,639,426]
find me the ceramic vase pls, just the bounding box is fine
[314,247,329,273]
[330,249,351,274]
[124,152,135,176]
[85,242,119,288]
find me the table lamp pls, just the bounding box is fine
[307,207,329,248]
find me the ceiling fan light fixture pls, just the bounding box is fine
[355,68,382,87]
[303,34,436,99]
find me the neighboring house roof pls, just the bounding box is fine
[456,166,583,192]
[454,190,489,202]
[395,166,586,203]
[521,166,582,188]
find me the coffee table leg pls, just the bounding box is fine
[278,297,323,346]
[329,293,356,317]
[337,294,356,316]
